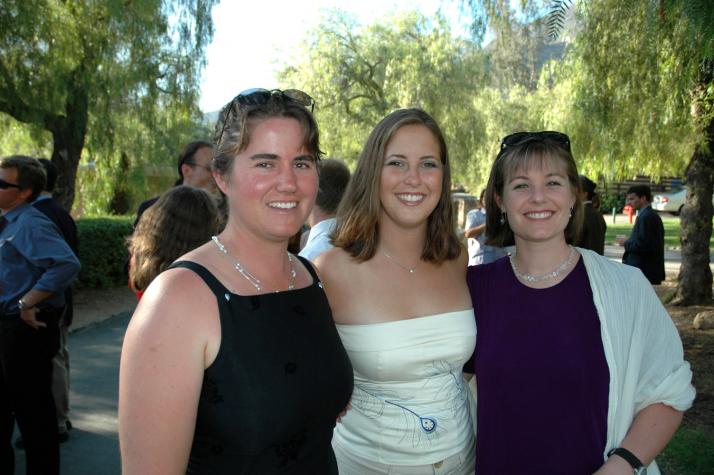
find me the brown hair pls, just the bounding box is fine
[128,186,220,292]
[316,158,351,214]
[212,93,322,179]
[331,108,461,263]
[0,155,46,202]
[484,137,583,247]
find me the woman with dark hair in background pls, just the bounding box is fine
[317,108,475,474]
[119,89,353,474]
[127,185,220,300]
[465,131,694,474]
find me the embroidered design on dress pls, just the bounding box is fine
[351,360,470,448]
[353,384,439,447]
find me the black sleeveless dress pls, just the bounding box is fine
[169,258,353,474]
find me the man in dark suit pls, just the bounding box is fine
[576,175,607,255]
[621,185,665,284]
[31,158,78,444]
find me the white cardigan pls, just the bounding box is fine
[579,248,696,474]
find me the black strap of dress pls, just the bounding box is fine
[167,260,227,298]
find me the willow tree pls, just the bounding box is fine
[0,0,216,211]
[563,0,714,305]
[278,11,489,186]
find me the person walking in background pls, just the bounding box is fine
[465,132,694,474]
[133,140,217,227]
[31,158,78,445]
[0,155,80,475]
[619,184,665,284]
[576,175,607,255]
[119,89,353,474]
[316,108,476,474]
[127,186,221,300]
[299,158,350,261]
[464,189,507,265]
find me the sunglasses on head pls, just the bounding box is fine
[215,88,316,145]
[498,131,571,157]
[0,178,21,190]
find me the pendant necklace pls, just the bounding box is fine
[383,251,418,274]
[509,245,576,283]
[211,235,296,293]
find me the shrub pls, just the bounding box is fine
[599,191,626,214]
[76,216,133,289]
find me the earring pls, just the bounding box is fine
[500,212,506,225]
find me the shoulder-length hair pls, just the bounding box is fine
[484,136,583,247]
[128,186,220,292]
[331,108,461,263]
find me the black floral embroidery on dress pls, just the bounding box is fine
[284,362,297,374]
[202,376,224,404]
[211,442,224,455]
[250,295,260,311]
[274,430,307,468]
[292,305,306,315]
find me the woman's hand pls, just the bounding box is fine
[336,400,352,423]
[594,402,683,475]
[592,454,635,475]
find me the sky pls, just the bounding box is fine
[198,0,469,113]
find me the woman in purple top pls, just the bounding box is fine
[465,132,695,474]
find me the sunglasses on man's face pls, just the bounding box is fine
[216,88,316,146]
[498,131,571,156]
[0,179,21,190]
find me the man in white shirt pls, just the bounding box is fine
[299,159,350,261]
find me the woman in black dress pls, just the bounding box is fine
[119,89,354,474]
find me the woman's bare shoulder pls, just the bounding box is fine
[314,247,355,277]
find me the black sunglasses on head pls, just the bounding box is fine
[0,178,21,189]
[498,131,571,157]
[215,88,316,145]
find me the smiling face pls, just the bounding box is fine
[215,117,318,243]
[378,124,443,232]
[497,155,576,246]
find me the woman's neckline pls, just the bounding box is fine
[335,308,474,327]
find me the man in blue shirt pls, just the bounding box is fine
[0,155,80,475]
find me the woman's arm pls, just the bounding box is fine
[464,223,486,239]
[119,269,216,474]
[594,403,683,474]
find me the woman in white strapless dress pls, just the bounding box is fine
[315,108,476,475]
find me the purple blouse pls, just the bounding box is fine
[466,256,609,474]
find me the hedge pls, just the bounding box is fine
[76,216,133,289]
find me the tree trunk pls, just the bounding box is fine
[49,67,90,212]
[674,113,714,305]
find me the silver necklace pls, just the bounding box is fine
[509,245,576,283]
[211,235,296,293]
[383,251,417,274]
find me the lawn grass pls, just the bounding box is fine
[657,427,714,475]
[603,214,714,250]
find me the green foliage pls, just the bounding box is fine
[558,0,708,181]
[76,216,133,289]
[0,0,216,212]
[658,427,714,475]
[279,10,490,187]
[599,191,626,214]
